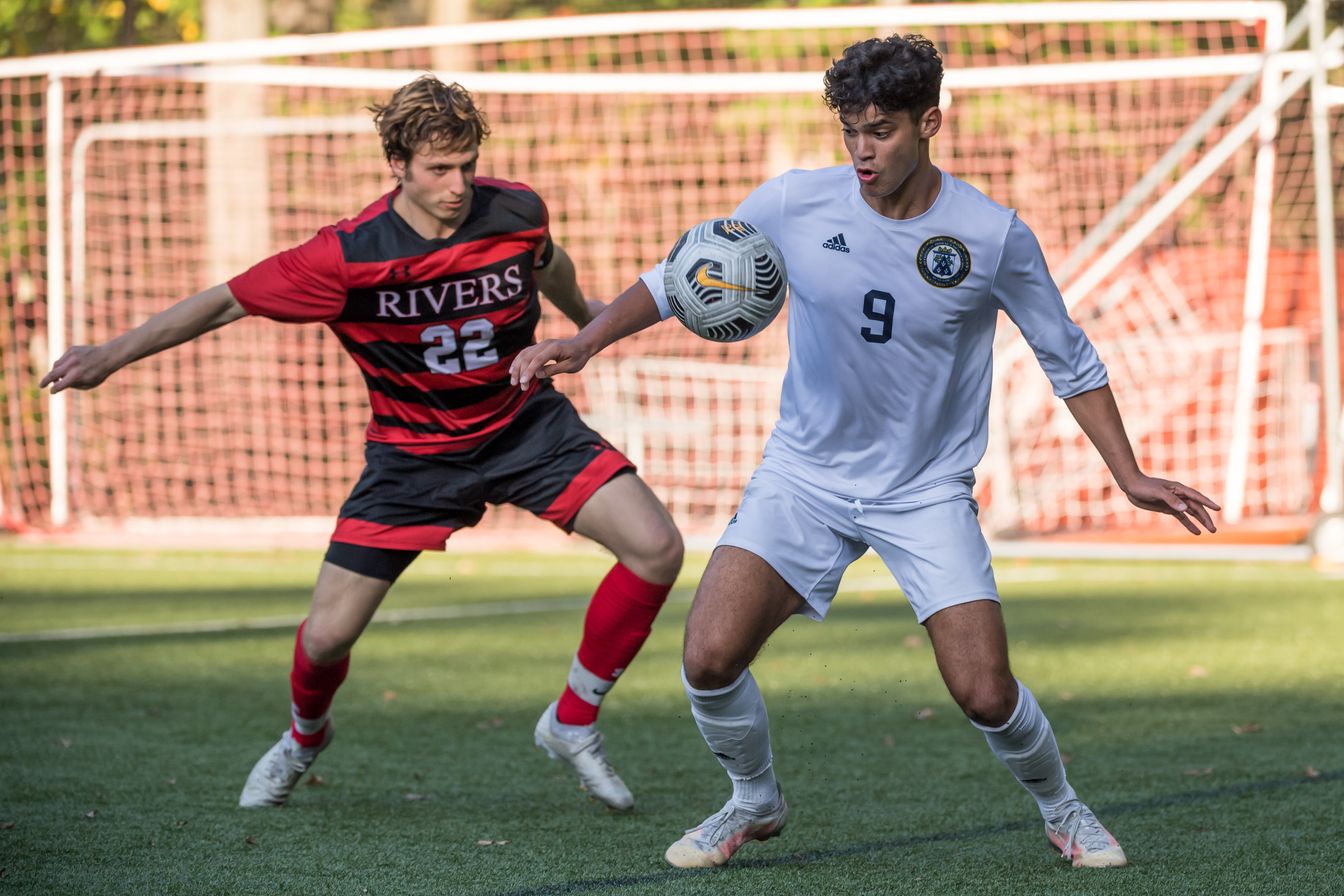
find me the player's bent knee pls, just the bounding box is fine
[300,622,359,665]
[649,525,685,581]
[954,683,1017,728]
[621,522,684,585]
[682,639,751,690]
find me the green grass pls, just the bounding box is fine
[1,543,1341,895]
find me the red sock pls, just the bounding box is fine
[555,563,671,725]
[288,620,350,748]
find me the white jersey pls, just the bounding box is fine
[642,166,1108,501]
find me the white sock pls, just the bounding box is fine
[973,680,1077,820]
[566,654,616,709]
[290,704,328,737]
[683,666,780,814]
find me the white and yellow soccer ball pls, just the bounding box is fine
[662,218,788,343]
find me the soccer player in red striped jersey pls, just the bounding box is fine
[39,75,683,812]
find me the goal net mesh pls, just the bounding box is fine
[1,5,1338,547]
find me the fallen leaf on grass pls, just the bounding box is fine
[901,634,923,650]
[244,836,258,847]
[0,822,15,830]
[475,840,510,846]
[1231,723,1263,735]
[1059,752,1073,766]
[1058,691,1075,702]
[404,793,430,801]
[172,820,188,828]
[1183,768,1213,777]
[913,707,935,721]
[59,738,72,749]
[83,810,98,819]
[165,777,177,786]
[306,775,326,788]
[383,690,398,702]
[1188,665,1208,678]
[1305,766,1321,779]
[882,735,896,748]
[475,717,504,730]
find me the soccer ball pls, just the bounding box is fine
[662,218,788,342]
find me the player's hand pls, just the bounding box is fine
[510,338,594,390]
[1122,476,1220,535]
[39,345,116,394]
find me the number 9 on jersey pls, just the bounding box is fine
[662,218,788,343]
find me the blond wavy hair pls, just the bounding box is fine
[369,75,491,164]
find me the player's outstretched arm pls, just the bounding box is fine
[39,283,247,394]
[1064,384,1220,534]
[511,278,662,389]
[535,243,604,328]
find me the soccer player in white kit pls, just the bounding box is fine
[511,34,1220,870]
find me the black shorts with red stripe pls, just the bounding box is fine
[329,385,633,555]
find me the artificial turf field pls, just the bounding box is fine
[1,542,1341,895]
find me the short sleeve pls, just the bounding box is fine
[531,192,553,268]
[991,216,1109,399]
[228,227,348,323]
[534,235,555,269]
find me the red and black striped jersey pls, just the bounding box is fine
[229,178,554,454]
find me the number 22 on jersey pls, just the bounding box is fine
[421,319,499,374]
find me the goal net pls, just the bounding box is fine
[1,2,1340,553]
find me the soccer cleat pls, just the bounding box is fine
[1045,800,1127,868]
[533,701,634,811]
[664,797,789,868]
[238,726,332,808]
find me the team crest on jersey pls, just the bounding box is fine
[916,236,971,288]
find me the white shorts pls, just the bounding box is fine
[717,466,1000,623]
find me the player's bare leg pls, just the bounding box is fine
[924,599,1126,868]
[239,562,393,807]
[533,473,683,810]
[665,547,801,867]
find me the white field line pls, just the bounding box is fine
[0,568,1018,644]
[0,596,604,644]
[2,559,1318,644]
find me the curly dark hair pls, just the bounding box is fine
[369,75,491,164]
[823,34,943,119]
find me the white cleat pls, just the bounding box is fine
[238,727,331,808]
[533,701,634,811]
[1045,799,1128,868]
[664,797,789,868]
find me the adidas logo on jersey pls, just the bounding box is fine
[822,233,850,253]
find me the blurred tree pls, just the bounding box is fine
[0,0,202,56]
[0,0,417,56]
